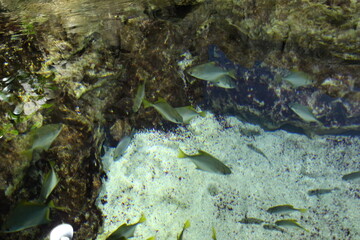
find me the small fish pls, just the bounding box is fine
[174,106,206,124]
[1,200,55,233]
[283,71,313,88]
[307,188,339,196]
[177,220,190,240]
[106,214,146,240]
[113,133,133,161]
[132,80,146,113]
[267,204,307,214]
[143,98,183,124]
[212,227,217,240]
[23,124,63,161]
[342,170,360,181]
[275,219,309,232]
[178,149,232,175]
[39,161,59,202]
[211,75,236,89]
[239,217,265,225]
[289,103,320,123]
[30,124,63,151]
[246,144,268,159]
[187,62,236,82]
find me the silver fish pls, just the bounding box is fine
[113,134,133,160]
[174,106,206,124]
[143,98,183,124]
[178,149,231,175]
[283,71,313,88]
[132,80,146,113]
[289,103,320,123]
[187,62,236,83]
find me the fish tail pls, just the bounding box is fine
[199,111,207,117]
[183,220,190,229]
[142,99,152,108]
[139,214,146,223]
[298,208,307,213]
[177,149,188,158]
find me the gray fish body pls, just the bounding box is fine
[175,106,205,124]
[152,101,183,124]
[283,71,312,88]
[212,75,236,89]
[31,124,63,151]
[289,103,320,123]
[132,82,145,112]
[113,135,132,160]
[187,62,231,82]
[185,150,231,175]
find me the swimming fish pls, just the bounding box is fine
[30,124,63,151]
[143,98,183,124]
[132,80,146,113]
[1,200,56,233]
[177,220,190,240]
[187,62,235,81]
[267,204,307,214]
[106,214,146,240]
[283,71,313,88]
[174,106,206,124]
[275,219,309,232]
[187,62,237,88]
[289,103,320,123]
[211,75,236,89]
[178,149,232,175]
[113,133,133,161]
[342,170,360,181]
[23,124,63,160]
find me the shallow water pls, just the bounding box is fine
[0,0,359,239]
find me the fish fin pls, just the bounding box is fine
[177,149,187,158]
[142,99,152,108]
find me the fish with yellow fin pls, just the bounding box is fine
[178,149,231,175]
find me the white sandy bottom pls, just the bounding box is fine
[96,114,360,240]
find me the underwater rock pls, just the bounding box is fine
[204,45,360,135]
